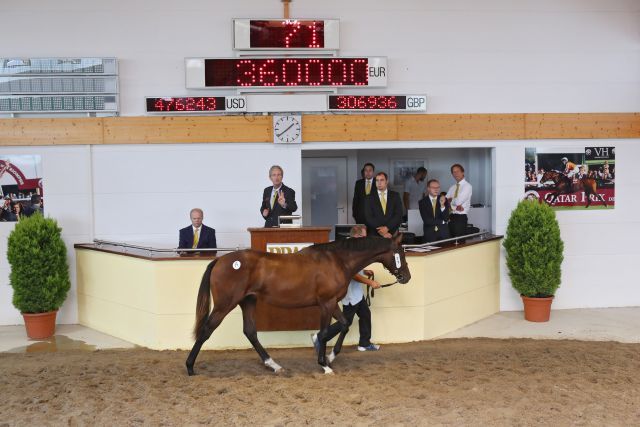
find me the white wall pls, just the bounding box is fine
[1,1,640,324]
[3,0,639,114]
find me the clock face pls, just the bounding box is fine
[273,115,301,143]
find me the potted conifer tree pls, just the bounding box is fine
[503,199,564,322]
[7,213,70,338]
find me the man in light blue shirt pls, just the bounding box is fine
[312,225,381,352]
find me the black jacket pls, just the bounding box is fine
[178,224,217,249]
[418,195,450,240]
[260,184,298,228]
[352,178,373,224]
[364,190,403,236]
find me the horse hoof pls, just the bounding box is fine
[264,358,283,373]
[322,365,334,375]
[328,351,336,364]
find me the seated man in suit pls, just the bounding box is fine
[352,162,375,225]
[418,179,450,243]
[260,165,298,228]
[364,172,403,238]
[178,208,217,250]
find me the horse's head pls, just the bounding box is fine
[380,232,411,284]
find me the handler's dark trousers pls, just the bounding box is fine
[324,298,373,347]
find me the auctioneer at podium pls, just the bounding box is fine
[260,165,297,227]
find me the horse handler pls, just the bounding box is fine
[312,225,382,353]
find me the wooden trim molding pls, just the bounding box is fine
[1,113,639,146]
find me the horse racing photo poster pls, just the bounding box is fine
[524,147,615,210]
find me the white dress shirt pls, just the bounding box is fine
[446,178,472,215]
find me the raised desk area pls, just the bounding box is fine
[75,234,502,350]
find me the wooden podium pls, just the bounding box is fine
[247,226,331,331]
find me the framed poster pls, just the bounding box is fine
[524,147,614,210]
[391,159,425,187]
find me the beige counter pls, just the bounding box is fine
[75,237,501,350]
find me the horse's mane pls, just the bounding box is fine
[307,236,391,253]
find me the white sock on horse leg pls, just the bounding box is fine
[328,350,336,364]
[322,365,334,375]
[264,358,283,372]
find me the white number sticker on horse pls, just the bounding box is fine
[232,261,241,270]
[394,253,401,269]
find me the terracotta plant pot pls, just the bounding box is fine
[22,310,57,339]
[521,296,554,322]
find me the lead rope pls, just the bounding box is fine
[365,272,399,307]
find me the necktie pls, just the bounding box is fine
[454,183,460,198]
[432,198,438,231]
[271,190,278,209]
[380,192,387,214]
[365,180,371,195]
[192,228,199,248]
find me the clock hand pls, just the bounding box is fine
[276,123,296,138]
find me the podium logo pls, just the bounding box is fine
[266,242,313,254]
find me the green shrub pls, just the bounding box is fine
[503,199,564,297]
[7,213,70,313]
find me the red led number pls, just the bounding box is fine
[334,96,399,110]
[227,58,368,87]
[150,97,220,112]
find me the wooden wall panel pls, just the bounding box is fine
[398,114,525,140]
[1,113,640,146]
[0,118,103,146]
[102,116,271,144]
[525,113,640,139]
[303,115,398,141]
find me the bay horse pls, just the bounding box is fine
[540,170,607,208]
[185,232,411,376]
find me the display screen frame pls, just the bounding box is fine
[145,96,247,114]
[185,57,387,89]
[233,18,339,50]
[327,95,427,112]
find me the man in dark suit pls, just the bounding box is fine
[178,208,217,249]
[352,162,375,225]
[418,179,450,243]
[364,172,403,238]
[260,165,298,228]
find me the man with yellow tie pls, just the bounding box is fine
[352,162,375,225]
[446,163,473,238]
[178,208,217,251]
[260,165,298,228]
[418,179,450,243]
[364,172,403,238]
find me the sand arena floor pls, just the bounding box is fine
[1,338,639,426]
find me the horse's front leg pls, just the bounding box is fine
[316,300,337,374]
[328,307,351,364]
[239,295,282,373]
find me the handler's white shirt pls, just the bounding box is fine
[446,178,472,215]
[341,270,365,306]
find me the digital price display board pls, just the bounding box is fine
[328,95,427,112]
[145,96,246,113]
[233,19,339,50]
[185,57,387,89]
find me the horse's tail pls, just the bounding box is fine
[194,259,217,338]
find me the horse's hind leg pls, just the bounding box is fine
[239,295,282,373]
[185,306,232,376]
